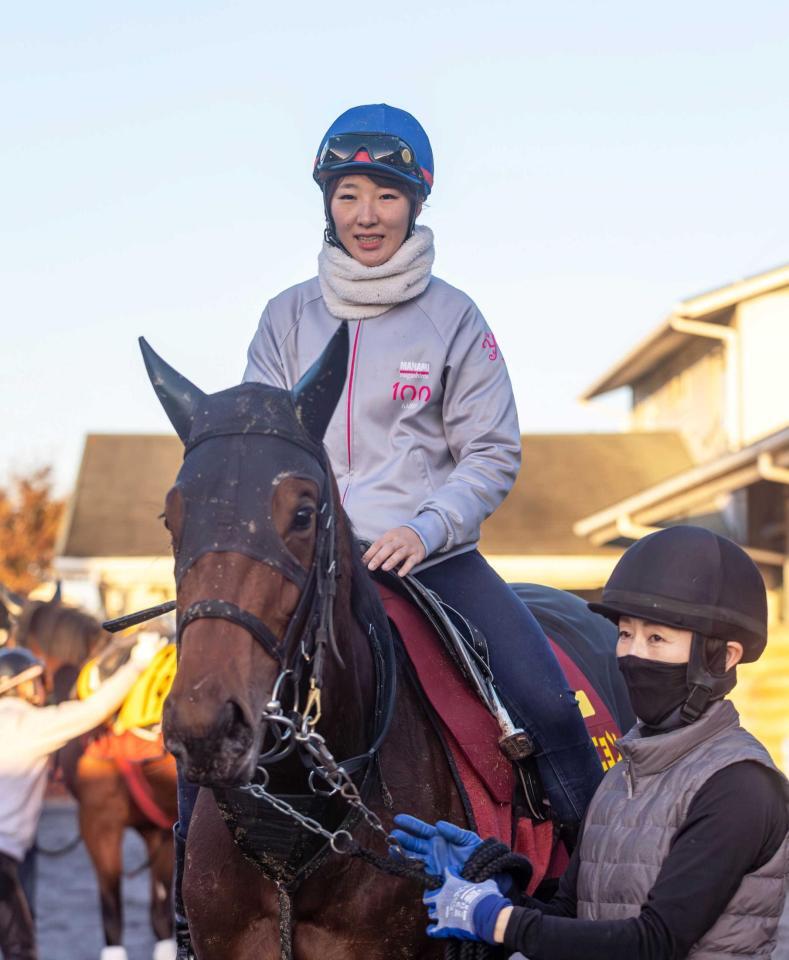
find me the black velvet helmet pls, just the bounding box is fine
[589,525,767,662]
[0,647,44,697]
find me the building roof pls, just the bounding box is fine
[59,434,183,558]
[573,425,789,559]
[581,261,789,400]
[479,432,693,556]
[59,431,694,561]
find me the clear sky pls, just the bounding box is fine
[3,1,788,493]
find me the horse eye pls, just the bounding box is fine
[292,506,315,531]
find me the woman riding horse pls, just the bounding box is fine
[165,103,603,958]
[242,103,600,828]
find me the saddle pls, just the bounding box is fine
[372,570,546,806]
[372,571,561,892]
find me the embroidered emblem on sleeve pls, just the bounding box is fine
[482,333,498,361]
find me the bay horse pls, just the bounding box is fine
[141,324,627,960]
[16,599,178,959]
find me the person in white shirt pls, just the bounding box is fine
[0,634,162,960]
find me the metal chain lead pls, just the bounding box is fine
[240,767,356,854]
[238,691,400,856]
[295,729,394,849]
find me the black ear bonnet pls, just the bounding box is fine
[139,324,349,589]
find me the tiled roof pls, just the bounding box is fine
[480,432,694,555]
[59,434,183,558]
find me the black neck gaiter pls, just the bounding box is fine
[617,655,690,729]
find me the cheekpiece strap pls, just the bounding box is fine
[179,598,285,661]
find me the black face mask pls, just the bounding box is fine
[617,655,690,728]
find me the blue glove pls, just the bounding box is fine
[423,869,511,942]
[390,814,513,894]
[390,814,482,877]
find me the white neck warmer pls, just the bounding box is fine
[318,225,435,320]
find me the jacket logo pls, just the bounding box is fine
[392,381,432,406]
[399,360,430,380]
[482,333,498,361]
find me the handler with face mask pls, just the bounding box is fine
[394,525,789,959]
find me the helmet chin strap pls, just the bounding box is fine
[680,632,737,723]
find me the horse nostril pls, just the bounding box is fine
[223,699,251,740]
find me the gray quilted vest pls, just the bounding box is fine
[577,699,789,958]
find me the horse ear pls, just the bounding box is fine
[139,337,206,444]
[292,323,349,443]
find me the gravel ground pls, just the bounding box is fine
[34,797,158,960]
[32,796,789,960]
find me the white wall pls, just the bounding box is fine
[737,289,789,446]
[630,335,727,462]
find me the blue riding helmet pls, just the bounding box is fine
[313,103,434,199]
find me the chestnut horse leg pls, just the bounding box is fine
[77,755,131,947]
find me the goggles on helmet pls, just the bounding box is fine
[315,133,426,186]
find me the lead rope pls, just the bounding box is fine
[277,883,294,960]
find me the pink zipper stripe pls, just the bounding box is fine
[342,322,362,505]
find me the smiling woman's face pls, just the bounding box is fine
[329,174,418,267]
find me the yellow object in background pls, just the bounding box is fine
[731,625,789,775]
[77,643,177,732]
[114,643,177,733]
[76,657,101,701]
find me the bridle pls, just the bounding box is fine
[102,429,400,900]
[175,439,344,748]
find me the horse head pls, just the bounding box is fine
[142,324,349,786]
[15,598,109,701]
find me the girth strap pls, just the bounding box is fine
[179,599,285,661]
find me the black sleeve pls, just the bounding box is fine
[516,840,580,918]
[502,761,788,960]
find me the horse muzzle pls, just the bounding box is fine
[164,698,262,787]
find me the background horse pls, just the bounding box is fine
[142,327,629,960]
[16,598,178,960]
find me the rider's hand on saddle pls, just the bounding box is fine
[423,869,510,943]
[362,527,426,577]
[129,631,168,670]
[390,815,483,877]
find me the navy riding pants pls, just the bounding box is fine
[415,549,603,823]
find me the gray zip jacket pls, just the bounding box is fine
[243,275,521,563]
